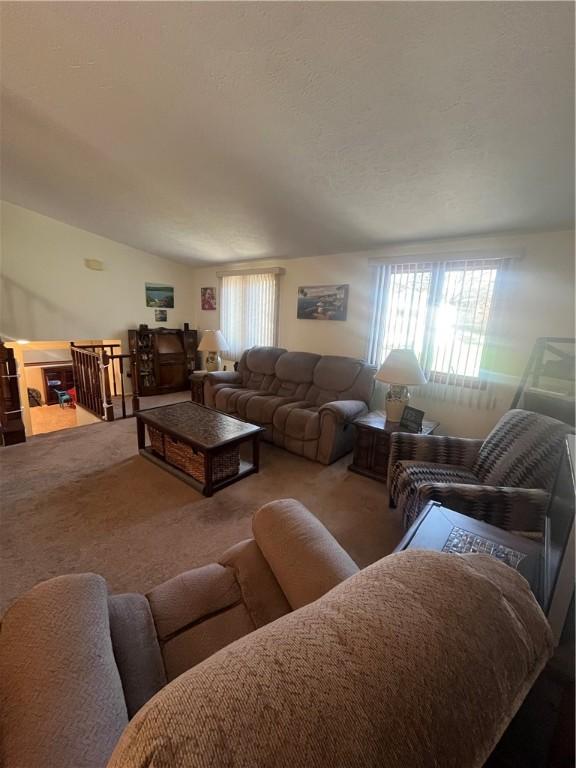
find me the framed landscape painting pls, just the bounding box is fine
[145,283,174,308]
[297,284,349,321]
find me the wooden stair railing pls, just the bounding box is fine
[70,343,113,421]
[71,343,139,420]
[0,339,26,446]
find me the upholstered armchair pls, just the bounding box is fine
[388,409,571,532]
[1,500,554,768]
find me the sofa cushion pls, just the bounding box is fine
[274,351,320,385]
[313,355,364,391]
[108,551,553,768]
[147,564,241,642]
[245,394,301,425]
[147,564,248,681]
[214,387,262,414]
[273,401,321,440]
[305,356,376,405]
[159,604,256,681]
[239,347,287,391]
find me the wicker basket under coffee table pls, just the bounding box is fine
[136,402,265,497]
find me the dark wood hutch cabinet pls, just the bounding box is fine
[128,324,201,397]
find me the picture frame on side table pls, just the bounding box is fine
[399,406,425,433]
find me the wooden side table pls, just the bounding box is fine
[348,411,439,482]
[190,371,209,404]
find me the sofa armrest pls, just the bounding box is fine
[388,433,484,472]
[252,498,359,610]
[205,371,241,386]
[319,399,368,424]
[204,371,243,407]
[0,574,128,768]
[417,483,550,536]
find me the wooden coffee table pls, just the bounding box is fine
[136,402,264,497]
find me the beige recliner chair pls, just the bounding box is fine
[1,500,553,768]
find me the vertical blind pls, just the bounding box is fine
[220,272,279,360]
[368,257,512,408]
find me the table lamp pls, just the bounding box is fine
[375,349,427,421]
[198,330,228,372]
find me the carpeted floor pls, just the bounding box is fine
[0,413,403,613]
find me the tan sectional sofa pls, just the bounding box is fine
[0,499,554,768]
[204,346,376,464]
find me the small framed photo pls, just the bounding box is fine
[201,287,217,310]
[399,406,425,433]
[154,309,167,322]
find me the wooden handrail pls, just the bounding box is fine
[70,345,113,420]
[70,343,140,420]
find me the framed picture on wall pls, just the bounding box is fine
[201,287,217,310]
[154,309,167,322]
[297,284,349,321]
[145,283,174,308]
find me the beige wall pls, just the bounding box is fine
[0,201,196,349]
[2,201,573,439]
[191,230,574,437]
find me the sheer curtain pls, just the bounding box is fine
[220,271,279,361]
[368,257,513,408]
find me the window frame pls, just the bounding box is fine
[217,267,284,359]
[369,256,507,388]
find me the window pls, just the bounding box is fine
[368,257,511,405]
[219,270,281,360]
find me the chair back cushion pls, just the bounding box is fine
[108,551,553,768]
[473,409,570,488]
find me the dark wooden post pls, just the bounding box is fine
[118,355,127,419]
[101,350,114,422]
[0,339,26,446]
[129,349,140,413]
[108,344,118,396]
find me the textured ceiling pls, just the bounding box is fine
[1,2,574,264]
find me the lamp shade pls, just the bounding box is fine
[197,329,228,352]
[375,349,427,386]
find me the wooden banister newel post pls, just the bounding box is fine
[101,350,114,422]
[0,339,26,446]
[130,350,140,413]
